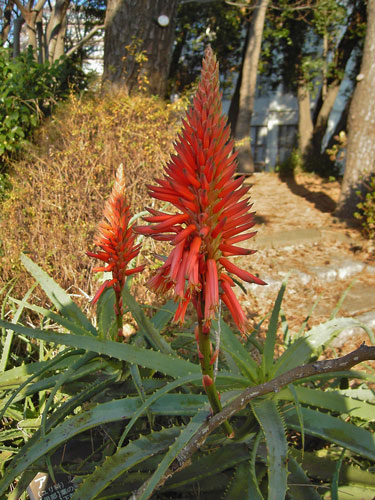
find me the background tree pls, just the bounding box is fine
[231,0,270,174]
[335,0,375,218]
[0,0,105,62]
[262,0,365,175]
[169,0,243,97]
[103,0,178,96]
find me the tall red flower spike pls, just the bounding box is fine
[88,165,144,336]
[136,46,266,334]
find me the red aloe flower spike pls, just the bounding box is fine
[135,46,266,434]
[87,164,145,339]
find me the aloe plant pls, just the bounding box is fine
[0,256,374,499]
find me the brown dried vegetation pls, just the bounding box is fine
[0,92,183,303]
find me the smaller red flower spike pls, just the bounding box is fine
[135,46,266,334]
[88,164,144,307]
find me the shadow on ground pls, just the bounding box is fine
[280,174,337,214]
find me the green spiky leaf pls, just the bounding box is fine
[251,399,288,500]
[286,407,375,461]
[0,319,200,379]
[20,254,97,335]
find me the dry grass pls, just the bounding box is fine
[0,92,184,304]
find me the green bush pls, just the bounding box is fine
[355,175,375,240]
[275,149,302,178]
[0,45,88,166]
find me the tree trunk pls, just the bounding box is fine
[308,2,366,165]
[36,9,44,62]
[13,0,48,56]
[336,0,375,218]
[12,16,23,57]
[228,26,249,134]
[234,0,269,174]
[297,82,314,156]
[1,0,14,43]
[103,0,178,96]
[46,0,70,62]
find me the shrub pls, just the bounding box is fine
[0,92,183,301]
[0,45,88,167]
[355,175,375,240]
[275,149,302,178]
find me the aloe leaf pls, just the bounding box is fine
[0,348,78,418]
[262,280,287,379]
[0,319,200,378]
[0,393,206,496]
[136,407,209,500]
[0,353,82,388]
[0,283,37,372]
[278,385,375,421]
[11,298,97,337]
[0,359,112,413]
[70,427,181,500]
[301,369,375,385]
[40,352,98,437]
[280,309,290,346]
[337,387,375,402]
[221,461,264,500]
[291,448,375,487]
[288,384,305,452]
[330,281,356,320]
[116,372,204,448]
[331,485,375,500]
[0,429,25,442]
[287,456,322,500]
[46,373,118,431]
[251,399,288,500]
[249,431,265,500]
[331,448,346,500]
[296,295,321,337]
[218,319,259,383]
[163,444,252,492]
[20,254,97,335]
[129,363,153,426]
[272,318,370,378]
[7,470,36,500]
[285,406,375,461]
[150,299,178,331]
[96,287,117,340]
[122,287,173,354]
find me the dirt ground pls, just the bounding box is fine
[236,172,375,352]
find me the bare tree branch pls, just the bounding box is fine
[133,344,375,499]
[65,24,104,58]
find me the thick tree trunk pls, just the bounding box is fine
[297,82,314,156]
[103,0,178,96]
[336,0,375,218]
[234,0,269,174]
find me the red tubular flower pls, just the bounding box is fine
[135,46,266,333]
[88,164,144,306]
